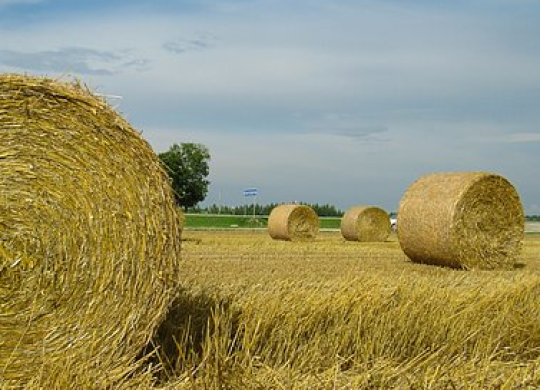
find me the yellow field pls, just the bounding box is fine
[151,230,540,389]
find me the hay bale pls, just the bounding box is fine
[341,206,391,242]
[268,204,319,241]
[397,172,524,270]
[0,74,181,384]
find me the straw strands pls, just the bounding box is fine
[268,204,319,241]
[397,172,524,270]
[341,206,391,242]
[0,74,181,385]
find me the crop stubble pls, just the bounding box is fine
[155,230,540,389]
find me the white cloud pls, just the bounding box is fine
[2,2,539,108]
[0,0,45,6]
[163,33,217,54]
[0,47,149,75]
[459,128,540,144]
[500,133,540,143]
[528,204,540,214]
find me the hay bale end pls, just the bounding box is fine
[268,204,319,241]
[341,205,391,242]
[397,172,524,270]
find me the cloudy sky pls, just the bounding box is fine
[1,0,539,214]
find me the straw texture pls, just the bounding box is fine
[397,172,524,270]
[341,206,391,242]
[268,204,319,241]
[0,74,181,385]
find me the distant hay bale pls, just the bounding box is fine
[268,204,319,241]
[0,74,181,384]
[341,206,391,242]
[397,172,524,270]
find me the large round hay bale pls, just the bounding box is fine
[0,74,181,384]
[268,204,319,241]
[341,206,391,242]
[397,172,524,270]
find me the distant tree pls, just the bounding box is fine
[158,143,210,210]
[309,203,343,217]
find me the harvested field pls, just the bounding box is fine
[152,230,540,389]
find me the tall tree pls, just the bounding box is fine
[158,143,210,210]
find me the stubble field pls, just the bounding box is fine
[153,230,540,389]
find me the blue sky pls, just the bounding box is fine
[1,0,539,214]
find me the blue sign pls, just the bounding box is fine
[243,188,258,197]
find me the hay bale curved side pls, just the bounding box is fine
[341,206,391,242]
[0,74,181,384]
[397,172,524,269]
[268,204,319,241]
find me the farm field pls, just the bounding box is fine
[153,230,540,389]
[184,214,342,230]
[183,214,540,233]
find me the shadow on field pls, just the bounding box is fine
[140,287,240,383]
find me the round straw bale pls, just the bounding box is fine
[397,172,524,270]
[268,204,319,241]
[341,206,391,242]
[0,74,181,384]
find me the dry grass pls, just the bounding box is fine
[148,230,540,389]
[3,230,540,388]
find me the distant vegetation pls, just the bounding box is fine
[159,143,211,210]
[189,205,540,221]
[185,214,342,230]
[189,202,345,217]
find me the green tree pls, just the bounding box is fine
[158,143,210,210]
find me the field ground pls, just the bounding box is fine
[151,230,540,389]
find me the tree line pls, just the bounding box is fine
[158,143,539,220]
[189,203,344,217]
